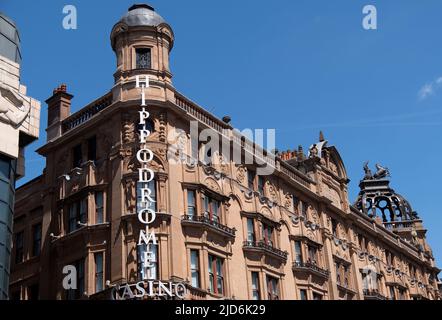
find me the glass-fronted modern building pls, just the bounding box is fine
[0,11,40,300]
[0,155,16,299]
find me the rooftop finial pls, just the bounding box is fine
[128,4,155,12]
[319,131,325,142]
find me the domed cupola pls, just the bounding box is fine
[110,4,175,102]
[119,4,166,27]
[354,162,433,252]
[355,162,419,224]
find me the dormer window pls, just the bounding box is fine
[136,48,151,69]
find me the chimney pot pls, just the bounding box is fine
[45,84,74,141]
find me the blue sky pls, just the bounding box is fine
[2,0,442,267]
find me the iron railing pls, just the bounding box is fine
[243,240,288,260]
[292,261,330,278]
[181,215,236,237]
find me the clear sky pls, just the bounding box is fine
[2,0,442,269]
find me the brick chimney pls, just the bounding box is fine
[45,84,73,141]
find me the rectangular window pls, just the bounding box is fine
[313,292,323,300]
[68,198,88,233]
[28,284,39,300]
[137,243,158,280]
[251,272,260,300]
[262,223,273,246]
[136,48,152,69]
[398,289,405,300]
[257,176,265,195]
[190,250,200,288]
[247,170,255,190]
[301,201,307,218]
[294,241,303,264]
[67,259,84,300]
[95,252,104,293]
[87,136,97,162]
[331,218,338,237]
[15,231,24,264]
[95,191,104,224]
[208,255,224,295]
[68,202,78,233]
[79,198,87,224]
[266,276,279,300]
[32,223,42,257]
[335,261,341,285]
[203,195,221,223]
[137,180,156,213]
[343,265,349,287]
[292,196,299,214]
[73,144,83,168]
[247,218,255,242]
[300,289,308,300]
[187,190,196,218]
[308,245,317,265]
[389,286,396,300]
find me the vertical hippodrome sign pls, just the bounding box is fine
[135,75,158,280]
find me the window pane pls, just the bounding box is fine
[247,218,255,242]
[258,176,264,194]
[266,276,279,300]
[190,250,199,288]
[216,258,223,276]
[136,48,152,69]
[69,202,77,232]
[204,196,209,215]
[137,180,157,213]
[217,276,223,294]
[95,192,104,224]
[187,190,196,217]
[294,241,302,263]
[212,200,220,222]
[190,250,198,269]
[313,292,322,300]
[80,198,87,224]
[32,224,42,257]
[15,232,23,264]
[247,170,254,189]
[95,252,103,293]
[300,289,308,300]
[251,272,260,300]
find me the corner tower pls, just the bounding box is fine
[110,4,175,103]
[354,163,435,257]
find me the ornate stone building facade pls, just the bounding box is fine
[9,4,440,300]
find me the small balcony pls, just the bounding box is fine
[242,240,288,261]
[181,215,236,239]
[363,289,387,300]
[292,261,330,279]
